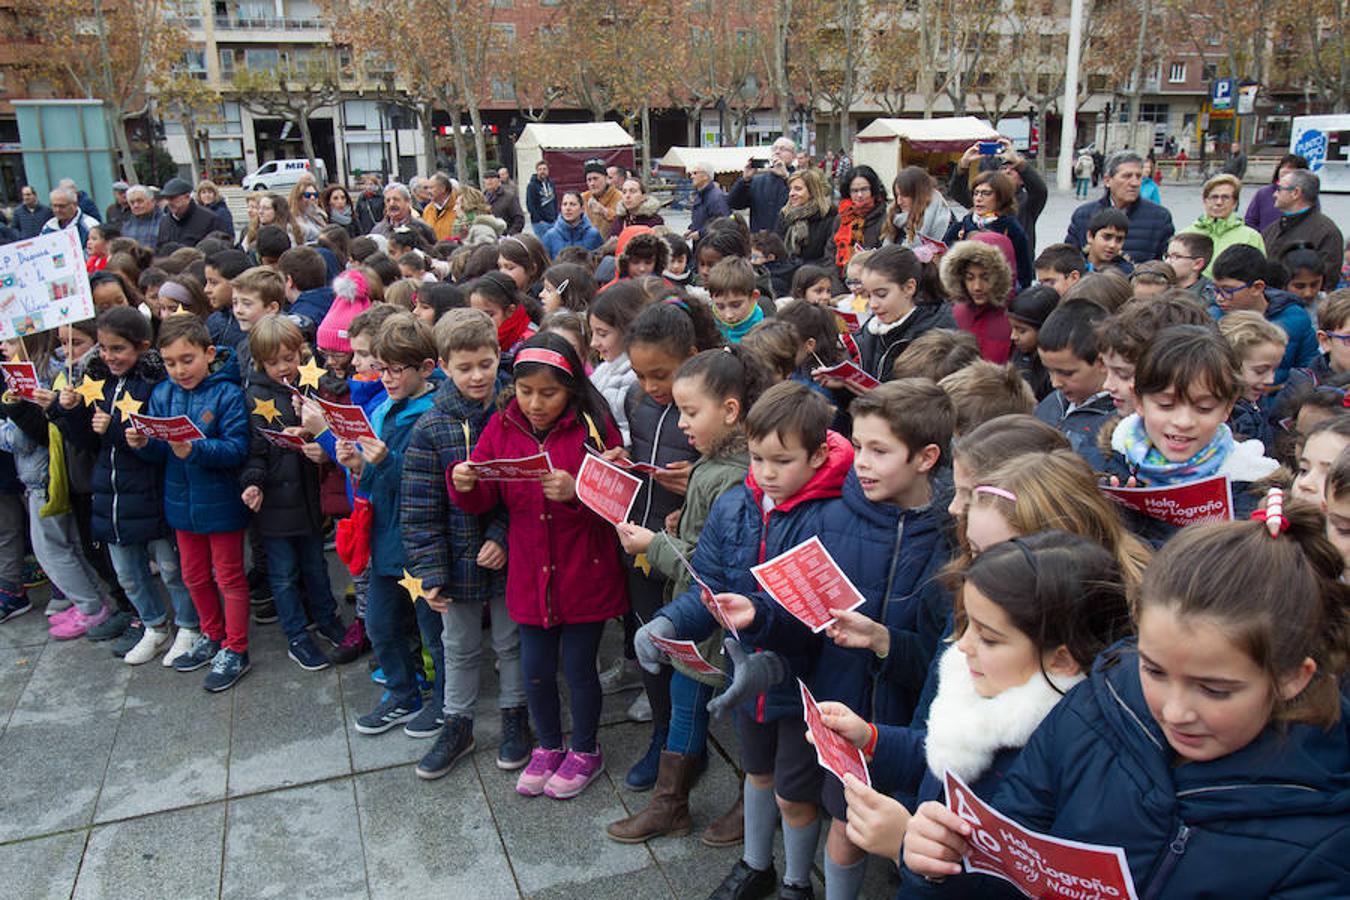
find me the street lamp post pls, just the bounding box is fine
[1056,0,1084,191]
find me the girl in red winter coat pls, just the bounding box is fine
[450,332,628,801]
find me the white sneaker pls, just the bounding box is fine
[125,626,170,665]
[162,628,199,668]
[626,691,653,723]
[599,658,643,695]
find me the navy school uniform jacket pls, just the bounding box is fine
[657,431,853,723]
[738,469,953,728]
[239,369,324,538]
[48,351,172,545]
[625,386,700,531]
[902,639,1350,899]
[1033,389,1114,470]
[134,349,251,535]
[857,302,957,384]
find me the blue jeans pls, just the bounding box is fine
[518,621,605,753]
[414,597,444,718]
[106,538,197,629]
[263,534,338,641]
[365,572,419,704]
[667,670,714,755]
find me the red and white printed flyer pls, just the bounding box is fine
[257,428,308,452]
[752,536,866,633]
[127,412,206,443]
[944,770,1139,900]
[469,451,553,482]
[834,309,862,333]
[0,361,38,399]
[586,446,666,476]
[665,539,737,639]
[812,359,881,392]
[649,635,724,677]
[313,397,378,442]
[1101,474,1233,528]
[576,451,643,525]
[800,680,871,787]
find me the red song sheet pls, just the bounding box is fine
[313,396,378,442]
[576,451,642,525]
[800,680,871,787]
[0,361,38,399]
[752,536,866,633]
[944,770,1139,900]
[469,451,553,482]
[1101,474,1233,528]
[649,634,724,677]
[257,428,308,451]
[127,412,205,442]
[812,359,881,391]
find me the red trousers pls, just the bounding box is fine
[176,529,250,653]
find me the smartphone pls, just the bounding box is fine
[750,158,770,169]
[978,142,1001,156]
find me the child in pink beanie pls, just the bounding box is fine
[318,269,373,355]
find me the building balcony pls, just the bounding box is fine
[185,16,331,43]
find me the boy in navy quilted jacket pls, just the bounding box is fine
[1033,298,1114,468]
[125,314,252,692]
[719,379,956,899]
[637,381,853,899]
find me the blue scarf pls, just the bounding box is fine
[717,303,765,344]
[1117,413,1233,486]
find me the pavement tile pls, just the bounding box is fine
[74,803,226,900]
[0,645,40,729]
[8,636,130,727]
[356,761,518,900]
[528,864,674,900]
[0,831,87,900]
[0,716,119,842]
[222,780,367,900]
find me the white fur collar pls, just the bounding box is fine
[925,644,1082,784]
[865,306,915,336]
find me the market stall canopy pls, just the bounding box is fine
[852,117,1002,190]
[516,123,637,193]
[657,145,778,177]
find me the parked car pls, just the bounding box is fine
[241,158,327,192]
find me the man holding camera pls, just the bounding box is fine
[948,137,1049,255]
[728,137,798,232]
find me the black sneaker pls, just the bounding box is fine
[287,633,331,671]
[110,620,145,658]
[314,617,346,648]
[403,702,445,738]
[354,693,422,735]
[85,609,133,642]
[203,648,250,692]
[708,861,778,900]
[251,599,278,624]
[0,590,32,623]
[497,705,532,770]
[415,715,475,780]
[173,634,222,672]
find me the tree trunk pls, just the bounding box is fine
[448,104,468,182]
[298,114,319,181]
[774,0,792,139]
[685,106,699,146]
[1126,0,1151,130]
[420,100,438,173]
[111,110,139,183]
[641,103,651,176]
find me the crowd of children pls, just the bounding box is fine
[1,198,1348,900]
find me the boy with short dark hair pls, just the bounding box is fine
[750,231,794,298]
[1032,242,1086,296]
[402,308,530,777]
[1166,232,1215,302]
[1034,298,1115,466]
[341,313,447,735]
[254,225,290,266]
[706,256,765,343]
[1211,244,1320,387]
[1084,208,1133,275]
[204,250,250,348]
[276,246,333,324]
[125,314,253,691]
[720,379,956,897]
[639,381,854,900]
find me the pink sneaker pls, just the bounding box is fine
[49,604,109,641]
[543,746,605,800]
[516,747,567,797]
[45,605,79,627]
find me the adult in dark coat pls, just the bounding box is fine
[1064,151,1174,262]
[1262,168,1344,291]
[947,139,1048,255]
[727,137,797,232]
[105,182,133,230]
[483,170,525,234]
[525,160,558,235]
[685,162,730,242]
[773,167,837,269]
[157,178,222,249]
[13,186,51,239]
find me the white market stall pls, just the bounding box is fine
[657,145,778,185]
[514,122,637,194]
[851,117,1001,189]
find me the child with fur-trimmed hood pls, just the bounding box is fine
[940,235,1014,363]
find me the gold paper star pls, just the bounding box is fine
[296,356,325,390]
[398,570,425,602]
[252,396,281,424]
[113,393,143,419]
[173,304,190,316]
[634,553,651,576]
[74,377,106,408]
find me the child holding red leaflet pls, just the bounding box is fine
[449,332,626,801]
[903,503,1350,899]
[636,381,853,899]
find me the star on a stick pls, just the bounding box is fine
[399,570,425,602]
[74,377,106,407]
[252,396,282,424]
[296,357,326,390]
[113,393,143,419]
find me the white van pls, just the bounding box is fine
[241,158,327,192]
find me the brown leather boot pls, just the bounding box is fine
[700,778,745,847]
[606,751,698,843]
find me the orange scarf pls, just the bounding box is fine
[833,197,875,271]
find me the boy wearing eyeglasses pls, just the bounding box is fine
[1210,244,1319,389]
[1166,233,1215,304]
